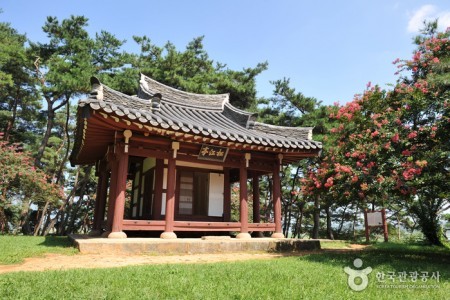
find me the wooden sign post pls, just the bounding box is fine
[364,208,388,242]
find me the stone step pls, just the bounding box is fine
[69,234,321,255]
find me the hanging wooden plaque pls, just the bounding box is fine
[198,144,229,162]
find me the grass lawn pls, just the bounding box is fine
[0,237,448,299]
[0,235,77,264]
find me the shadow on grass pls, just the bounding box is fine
[38,236,74,249]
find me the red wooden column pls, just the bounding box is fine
[90,161,108,236]
[108,142,130,238]
[237,153,251,239]
[161,142,178,239]
[252,174,264,238]
[102,156,118,237]
[152,159,164,220]
[223,167,231,222]
[271,155,285,238]
[382,208,389,242]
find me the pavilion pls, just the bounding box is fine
[69,74,321,239]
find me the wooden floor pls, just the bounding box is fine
[69,234,321,255]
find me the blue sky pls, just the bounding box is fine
[1,0,450,105]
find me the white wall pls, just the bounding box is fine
[208,173,224,217]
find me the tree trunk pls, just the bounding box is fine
[0,207,7,233]
[0,189,8,233]
[312,195,320,239]
[3,94,18,142]
[293,201,304,238]
[54,99,71,184]
[34,96,68,167]
[283,166,300,238]
[411,199,444,246]
[283,202,290,237]
[19,200,32,235]
[66,187,88,234]
[352,210,357,240]
[326,204,334,240]
[336,205,348,236]
[43,167,80,236]
[34,201,50,236]
[35,102,54,167]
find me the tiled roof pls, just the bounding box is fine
[71,75,322,165]
[77,75,321,151]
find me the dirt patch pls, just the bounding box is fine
[0,245,367,274]
[349,244,369,250]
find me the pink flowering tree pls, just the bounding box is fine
[0,139,63,233]
[302,22,449,245]
[391,22,450,245]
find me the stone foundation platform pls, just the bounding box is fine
[68,234,321,255]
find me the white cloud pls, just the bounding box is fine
[407,4,450,33]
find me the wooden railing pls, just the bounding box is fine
[122,219,275,232]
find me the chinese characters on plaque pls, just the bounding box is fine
[198,144,229,162]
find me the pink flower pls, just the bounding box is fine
[391,133,399,143]
[324,177,334,188]
[367,162,376,168]
[371,130,379,138]
[408,131,417,139]
[402,150,412,156]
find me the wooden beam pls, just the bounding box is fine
[121,220,275,232]
[129,147,170,160]
[122,220,165,231]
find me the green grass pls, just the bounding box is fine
[319,240,353,249]
[0,240,448,300]
[0,235,77,264]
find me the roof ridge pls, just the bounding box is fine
[252,122,314,140]
[139,73,230,109]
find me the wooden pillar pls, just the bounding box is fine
[271,155,285,238]
[252,174,263,238]
[90,161,108,236]
[382,208,389,242]
[237,154,251,239]
[102,158,118,237]
[152,159,164,220]
[108,143,129,238]
[223,168,231,222]
[161,143,178,239]
[364,209,370,242]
